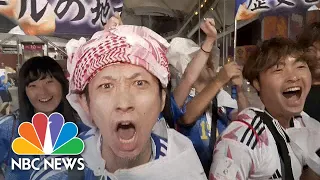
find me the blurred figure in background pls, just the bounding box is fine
[0,66,12,116]
[163,18,218,129]
[298,22,320,122]
[167,18,249,176]
[169,38,249,175]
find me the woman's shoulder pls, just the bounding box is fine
[0,112,19,140]
[0,111,20,163]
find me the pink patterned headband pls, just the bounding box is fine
[67,25,170,92]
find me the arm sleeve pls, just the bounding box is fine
[170,93,186,125]
[210,138,256,180]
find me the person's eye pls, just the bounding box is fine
[99,83,114,89]
[297,63,307,69]
[134,80,148,87]
[272,64,284,72]
[28,84,36,88]
[274,67,283,72]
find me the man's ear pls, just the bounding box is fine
[79,94,90,115]
[160,89,166,112]
[252,79,260,92]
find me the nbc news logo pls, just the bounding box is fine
[11,113,85,171]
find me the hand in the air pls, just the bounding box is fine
[200,18,217,42]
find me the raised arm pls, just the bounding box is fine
[173,18,217,108]
[180,62,242,125]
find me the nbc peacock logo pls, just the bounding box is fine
[11,112,85,171]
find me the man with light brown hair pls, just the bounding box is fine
[210,37,320,179]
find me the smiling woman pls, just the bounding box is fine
[18,56,74,123]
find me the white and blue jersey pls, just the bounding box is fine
[11,117,206,180]
[176,89,238,172]
[45,121,207,180]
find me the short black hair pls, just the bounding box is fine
[18,56,76,123]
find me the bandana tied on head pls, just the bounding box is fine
[66,25,170,128]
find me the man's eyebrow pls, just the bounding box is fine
[127,73,142,80]
[99,73,144,81]
[273,61,285,67]
[100,76,117,81]
[294,57,307,63]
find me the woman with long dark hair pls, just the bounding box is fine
[17,56,75,123]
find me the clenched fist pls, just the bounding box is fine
[200,18,217,42]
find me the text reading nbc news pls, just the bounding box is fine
[11,158,85,171]
[11,112,85,171]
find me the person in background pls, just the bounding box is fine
[297,22,320,122]
[0,56,88,180]
[61,24,207,180]
[0,67,12,115]
[169,38,248,174]
[210,37,320,179]
[163,18,218,128]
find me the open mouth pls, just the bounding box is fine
[282,87,302,101]
[116,121,136,144]
[38,96,53,103]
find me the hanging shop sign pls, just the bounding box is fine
[235,0,319,21]
[0,0,123,36]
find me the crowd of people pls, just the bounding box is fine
[0,13,319,180]
[0,63,16,116]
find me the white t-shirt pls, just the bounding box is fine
[210,107,320,180]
